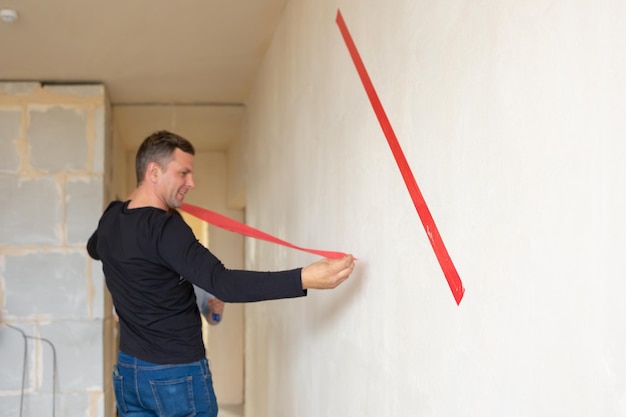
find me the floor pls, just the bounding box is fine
[218,404,244,417]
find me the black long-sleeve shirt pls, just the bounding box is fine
[87,200,305,364]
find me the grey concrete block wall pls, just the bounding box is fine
[40,320,103,391]
[0,109,21,173]
[91,257,105,320]
[4,253,88,317]
[2,393,100,417]
[0,176,62,245]
[67,178,104,245]
[94,106,105,175]
[0,82,39,95]
[0,323,36,390]
[0,82,108,417]
[28,107,88,172]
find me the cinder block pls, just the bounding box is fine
[0,395,22,417]
[4,253,87,318]
[45,84,104,97]
[0,176,61,245]
[0,323,36,391]
[91,260,105,320]
[4,393,57,417]
[55,392,104,417]
[39,320,103,392]
[57,392,102,417]
[28,107,87,172]
[3,393,99,417]
[0,82,40,95]
[66,178,103,245]
[93,106,105,174]
[0,109,21,173]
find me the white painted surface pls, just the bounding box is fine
[242,1,626,416]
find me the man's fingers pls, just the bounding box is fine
[302,254,356,290]
[325,255,355,288]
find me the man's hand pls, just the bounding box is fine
[207,298,225,316]
[301,255,355,290]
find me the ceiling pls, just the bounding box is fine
[0,0,288,151]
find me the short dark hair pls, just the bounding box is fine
[135,130,195,185]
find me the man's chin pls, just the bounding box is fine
[169,199,183,209]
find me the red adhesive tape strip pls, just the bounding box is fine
[336,9,464,305]
[180,203,351,260]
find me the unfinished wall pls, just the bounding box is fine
[0,82,109,417]
[241,1,626,416]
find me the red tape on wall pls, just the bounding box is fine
[336,9,465,305]
[180,203,351,259]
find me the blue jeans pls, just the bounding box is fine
[113,351,218,417]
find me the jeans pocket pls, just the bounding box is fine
[150,376,195,417]
[112,366,129,413]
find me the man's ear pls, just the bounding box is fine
[146,162,161,183]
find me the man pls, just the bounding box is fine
[87,130,355,417]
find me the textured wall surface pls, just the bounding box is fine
[241,1,626,416]
[0,82,108,417]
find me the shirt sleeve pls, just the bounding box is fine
[157,214,306,303]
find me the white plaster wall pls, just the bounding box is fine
[242,1,626,416]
